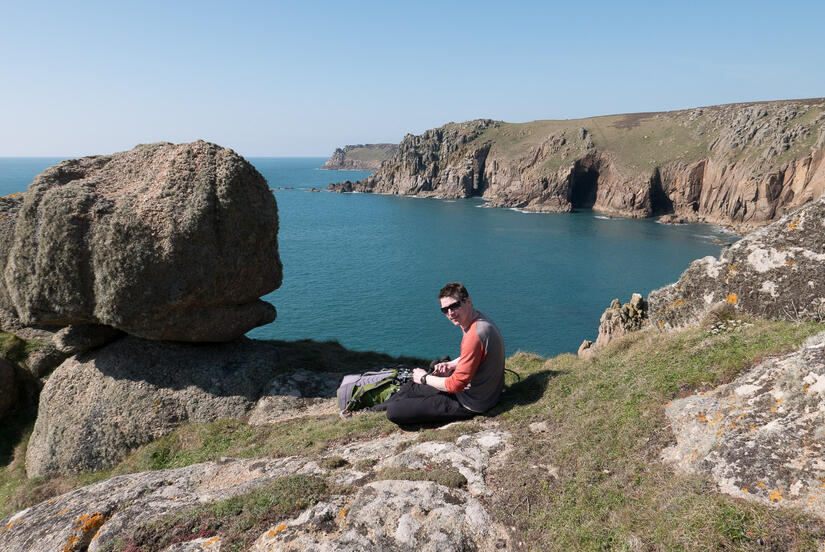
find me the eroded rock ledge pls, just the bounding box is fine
[329,99,825,230]
[0,428,511,552]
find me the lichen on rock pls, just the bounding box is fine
[649,193,825,329]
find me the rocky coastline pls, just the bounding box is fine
[320,144,397,171]
[1,137,825,550]
[329,99,825,232]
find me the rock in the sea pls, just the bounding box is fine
[662,330,825,518]
[25,336,345,476]
[649,193,825,329]
[2,141,281,342]
[579,293,648,358]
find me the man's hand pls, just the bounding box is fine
[413,368,428,384]
[431,362,454,376]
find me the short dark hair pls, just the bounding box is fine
[439,282,469,300]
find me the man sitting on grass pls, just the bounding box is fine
[385,282,505,426]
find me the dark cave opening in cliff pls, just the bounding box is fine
[649,169,674,215]
[569,165,599,209]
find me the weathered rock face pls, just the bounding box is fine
[330,99,825,230]
[2,141,282,342]
[648,193,825,329]
[331,120,496,198]
[0,193,25,330]
[320,144,397,170]
[25,336,350,476]
[579,293,648,358]
[663,331,825,518]
[2,428,510,552]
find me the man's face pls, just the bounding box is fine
[440,294,472,329]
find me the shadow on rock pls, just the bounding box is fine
[25,336,426,477]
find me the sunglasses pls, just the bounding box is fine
[440,298,464,314]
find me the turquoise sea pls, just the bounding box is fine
[1,157,736,359]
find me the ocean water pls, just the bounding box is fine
[0,157,736,359]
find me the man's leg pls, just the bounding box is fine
[386,383,476,426]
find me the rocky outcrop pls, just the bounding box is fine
[663,330,825,518]
[579,293,648,358]
[2,428,510,552]
[0,193,24,331]
[25,336,358,476]
[648,193,825,329]
[330,99,825,230]
[331,120,496,198]
[2,141,281,342]
[321,144,397,170]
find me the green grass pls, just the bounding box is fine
[3,321,825,550]
[375,465,467,489]
[111,413,396,476]
[0,331,39,365]
[491,320,825,551]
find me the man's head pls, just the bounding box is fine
[439,282,474,329]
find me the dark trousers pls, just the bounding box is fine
[384,382,476,426]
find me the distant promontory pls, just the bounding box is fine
[329,99,825,231]
[320,143,397,170]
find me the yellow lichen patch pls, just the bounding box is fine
[673,298,685,308]
[62,512,109,552]
[742,487,749,493]
[203,536,221,548]
[757,481,765,488]
[770,407,778,413]
[267,524,288,538]
[58,509,69,515]
[769,489,783,503]
[787,219,799,231]
[716,429,724,437]
[0,519,22,535]
[785,259,796,267]
[339,508,348,518]
[726,293,738,305]
[804,383,811,392]
[697,413,708,422]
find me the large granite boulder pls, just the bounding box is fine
[649,193,825,329]
[2,141,281,342]
[25,336,349,477]
[663,330,825,518]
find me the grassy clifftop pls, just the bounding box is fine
[480,98,825,175]
[3,320,825,550]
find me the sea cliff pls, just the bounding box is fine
[320,144,397,170]
[329,99,825,231]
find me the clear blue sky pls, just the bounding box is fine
[2,0,823,157]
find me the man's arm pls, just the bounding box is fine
[412,368,449,391]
